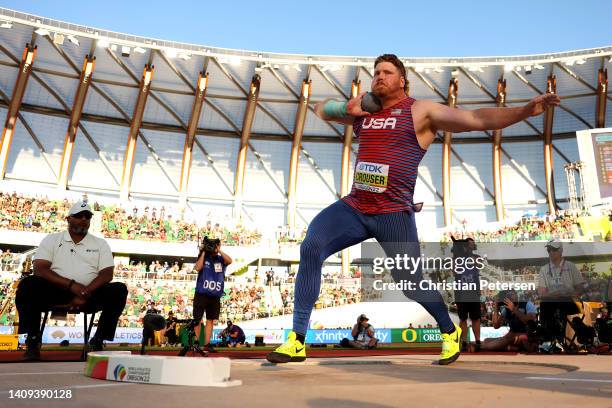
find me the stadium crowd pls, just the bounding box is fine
[114,261,196,280]
[0,192,261,246]
[442,210,585,243]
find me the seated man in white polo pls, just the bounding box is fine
[538,238,585,297]
[15,200,127,360]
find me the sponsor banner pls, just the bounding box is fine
[303,329,391,344]
[391,327,512,343]
[0,334,19,350]
[211,329,285,345]
[468,326,510,341]
[40,326,143,344]
[391,328,443,343]
[1,325,510,345]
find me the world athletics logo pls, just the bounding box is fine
[113,364,127,381]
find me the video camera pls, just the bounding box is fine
[198,235,221,255]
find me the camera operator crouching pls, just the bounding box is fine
[340,314,378,349]
[479,290,538,352]
[192,236,232,353]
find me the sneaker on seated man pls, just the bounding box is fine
[15,200,127,361]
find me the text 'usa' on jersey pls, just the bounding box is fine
[343,97,427,215]
[195,254,227,297]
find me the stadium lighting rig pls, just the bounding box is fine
[67,34,79,46]
[0,20,12,29]
[164,48,179,58]
[53,32,65,45]
[34,27,50,36]
[97,38,110,48]
[466,65,485,73]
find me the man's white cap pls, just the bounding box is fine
[545,238,563,250]
[68,200,93,216]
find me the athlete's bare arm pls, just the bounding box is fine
[314,93,371,125]
[411,93,560,149]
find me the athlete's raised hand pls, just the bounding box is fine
[346,92,372,117]
[523,93,561,117]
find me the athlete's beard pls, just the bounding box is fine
[372,83,402,100]
[372,84,387,98]
[69,224,89,236]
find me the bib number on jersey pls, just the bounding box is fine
[201,279,222,292]
[354,161,389,193]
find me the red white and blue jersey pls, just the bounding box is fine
[342,97,426,214]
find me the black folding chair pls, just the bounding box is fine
[40,305,99,361]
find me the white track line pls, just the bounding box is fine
[525,376,612,384]
[0,383,131,394]
[0,371,82,376]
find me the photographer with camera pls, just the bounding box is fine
[163,311,179,346]
[479,290,537,352]
[191,236,232,353]
[219,320,246,347]
[340,314,378,349]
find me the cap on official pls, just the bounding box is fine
[68,200,94,216]
[545,238,563,250]
[359,314,369,321]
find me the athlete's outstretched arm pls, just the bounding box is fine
[424,93,560,134]
[314,93,371,125]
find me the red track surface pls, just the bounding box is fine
[0,348,518,363]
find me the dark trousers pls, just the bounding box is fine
[293,200,454,335]
[15,275,128,341]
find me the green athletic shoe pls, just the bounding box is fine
[438,324,461,365]
[266,331,306,363]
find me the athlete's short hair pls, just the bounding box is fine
[374,54,408,92]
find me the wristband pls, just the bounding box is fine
[323,100,348,118]
[67,279,75,291]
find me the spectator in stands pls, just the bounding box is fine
[341,314,378,349]
[15,200,127,360]
[266,269,274,286]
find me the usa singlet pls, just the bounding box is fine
[342,97,426,214]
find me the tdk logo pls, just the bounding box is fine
[358,163,383,173]
[362,117,396,130]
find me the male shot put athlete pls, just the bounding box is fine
[267,54,559,365]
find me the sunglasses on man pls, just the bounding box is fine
[71,212,92,220]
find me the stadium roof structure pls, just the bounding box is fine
[0,7,610,227]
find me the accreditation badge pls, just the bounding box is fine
[214,263,223,273]
[354,161,389,193]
